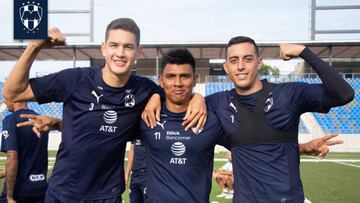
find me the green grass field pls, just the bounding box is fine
[0,152,359,203]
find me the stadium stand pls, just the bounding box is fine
[0,76,358,134]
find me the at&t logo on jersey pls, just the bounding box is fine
[170,142,187,165]
[99,110,118,133]
[103,110,117,124]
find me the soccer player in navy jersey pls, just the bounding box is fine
[0,101,48,203]
[2,18,206,203]
[125,140,147,203]
[139,49,230,203]
[19,48,345,203]
[206,36,354,202]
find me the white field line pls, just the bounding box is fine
[214,158,360,162]
[334,161,360,168]
[1,157,359,163]
[304,197,313,203]
[300,159,360,162]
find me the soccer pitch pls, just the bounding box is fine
[0,151,359,203]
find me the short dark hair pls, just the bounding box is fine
[160,49,196,74]
[225,36,259,59]
[105,18,140,45]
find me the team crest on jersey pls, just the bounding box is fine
[264,97,273,112]
[124,94,135,107]
[264,96,273,112]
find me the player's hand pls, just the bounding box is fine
[29,27,67,49]
[279,44,306,60]
[141,94,161,129]
[182,93,207,133]
[301,133,343,159]
[16,114,61,137]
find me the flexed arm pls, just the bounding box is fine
[3,28,66,102]
[279,44,354,108]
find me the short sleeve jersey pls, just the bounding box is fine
[29,67,161,199]
[140,103,229,203]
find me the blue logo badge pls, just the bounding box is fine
[14,0,48,39]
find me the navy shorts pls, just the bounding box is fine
[45,188,122,203]
[129,172,146,203]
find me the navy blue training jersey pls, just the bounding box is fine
[1,109,48,198]
[140,103,229,203]
[29,67,161,200]
[131,139,147,173]
[207,81,329,202]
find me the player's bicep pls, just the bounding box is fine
[288,83,327,113]
[10,85,37,102]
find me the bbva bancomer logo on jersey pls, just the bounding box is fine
[170,142,187,165]
[99,110,118,133]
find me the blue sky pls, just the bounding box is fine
[0,0,359,79]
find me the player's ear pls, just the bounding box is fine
[223,61,229,74]
[158,75,164,88]
[136,45,143,58]
[257,56,263,68]
[101,42,106,57]
[193,74,198,88]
